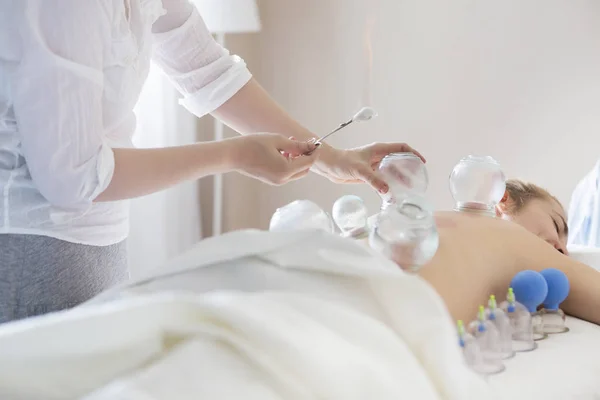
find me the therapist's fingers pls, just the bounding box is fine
[280,136,299,159]
[380,162,412,186]
[354,164,389,194]
[371,142,426,163]
[277,136,319,158]
[280,136,294,159]
[284,148,319,177]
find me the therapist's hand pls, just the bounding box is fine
[311,142,425,194]
[231,133,320,185]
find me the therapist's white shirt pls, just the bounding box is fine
[0,0,252,245]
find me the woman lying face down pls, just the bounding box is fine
[495,179,568,254]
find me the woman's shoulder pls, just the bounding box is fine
[434,211,530,258]
[435,211,522,232]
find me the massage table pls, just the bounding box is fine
[490,316,600,399]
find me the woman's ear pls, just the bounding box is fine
[500,190,509,203]
[495,190,510,217]
[495,204,503,217]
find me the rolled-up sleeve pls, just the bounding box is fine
[12,0,114,209]
[151,0,252,118]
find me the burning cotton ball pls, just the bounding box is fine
[352,106,378,122]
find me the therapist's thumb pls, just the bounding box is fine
[284,146,319,177]
[355,164,389,194]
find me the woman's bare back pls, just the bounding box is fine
[418,212,600,325]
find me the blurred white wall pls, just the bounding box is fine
[218,0,600,231]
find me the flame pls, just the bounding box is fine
[362,7,377,107]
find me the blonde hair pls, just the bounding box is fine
[503,179,562,215]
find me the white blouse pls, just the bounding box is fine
[0,0,252,246]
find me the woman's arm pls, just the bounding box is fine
[511,227,600,325]
[419,213,600,325]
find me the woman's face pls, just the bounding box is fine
[502,198,568,254]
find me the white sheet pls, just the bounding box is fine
[0,229,493,400]
[490,317,600,399]
[568,245,600,271]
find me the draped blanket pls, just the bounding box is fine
[0,230,494,400]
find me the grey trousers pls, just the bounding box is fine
[0,234,129,324]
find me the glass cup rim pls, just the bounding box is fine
[382,152,423,161]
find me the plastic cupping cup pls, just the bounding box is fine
[499,287,537,351]
[510,270,548,313]
[539,268,570,334]
[540,268,570,310]
[457,320,488,374]
[486,295,515,359]
[467,305,505,374]
[510,270,549,340]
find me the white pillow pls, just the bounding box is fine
[568,245,600,271]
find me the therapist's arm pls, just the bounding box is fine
[211,78,319,143]
[97,135,318,202]
[151,1,318,144]
[13,2,212,208]
[13,1,314,208]
[95,142,235,202]
[150,1,401,191]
